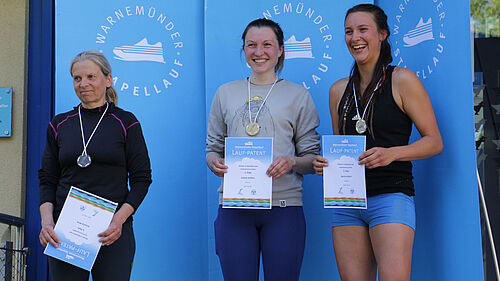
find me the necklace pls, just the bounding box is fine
[245,77,278,136]
[352,78,384,134]
[77,103,109,168]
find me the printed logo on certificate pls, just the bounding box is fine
[223,137,273,209]
[44,186,118,271]
[323,135,367,209]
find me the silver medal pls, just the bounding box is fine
[351,78,385,135]
[77,103,109,169]
[355,119,367,134]
[77,154,91,168]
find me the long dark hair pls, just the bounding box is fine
[339,4,392,136]
[241,18,285,74]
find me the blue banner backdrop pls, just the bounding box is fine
[53,0,483,280]
[376,0,483,280]
[55,1,207,280]
[204,1,367,280]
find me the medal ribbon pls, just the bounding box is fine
[247,77,278,126]
[78,102,109,157]
[352,75,386,123]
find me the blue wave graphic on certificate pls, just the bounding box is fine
[322,136,367,209]
[44,187,117,270]
[45,231,101,270]
[223,138,273,209]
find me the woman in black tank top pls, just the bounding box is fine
[313,4,443,281]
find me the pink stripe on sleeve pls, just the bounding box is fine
[49,122,57,140]
[56,113,78,129]
[54,113,78,140]
[110,113,127,138]
[127,121,140,129]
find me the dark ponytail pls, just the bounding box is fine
[339,4,392,137]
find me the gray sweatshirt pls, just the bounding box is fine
[206,78,320,206]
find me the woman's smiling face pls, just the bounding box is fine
[243,26,284,77]
[344,11,387,67]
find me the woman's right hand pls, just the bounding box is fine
[39,202,61,247]
[312,155,328,176]
[208,157,228,177]
[39,222,60,248]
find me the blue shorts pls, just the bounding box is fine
[331,192,416,230]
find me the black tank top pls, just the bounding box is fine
[338,66,414,197]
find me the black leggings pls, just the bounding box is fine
[48,221,135,281]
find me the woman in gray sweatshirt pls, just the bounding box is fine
[206,18,320,281]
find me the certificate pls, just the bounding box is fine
[44,186,118,271]
[223,137,273,209]
[323,135,367,209]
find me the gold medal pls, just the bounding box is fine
[246,122,260,136]
[246,77,278,137]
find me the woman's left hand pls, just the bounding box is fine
[98,220,123,246]
[98,203,134,246]
[267,156,296,179]
[359,147,397,169]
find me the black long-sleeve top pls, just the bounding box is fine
[39,103,152,221]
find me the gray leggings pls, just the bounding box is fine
[48,221,135,281]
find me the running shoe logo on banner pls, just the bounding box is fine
[403,18,434,47]
[392,1,447,79]
[94,5,184,97]
[113,38,166,63]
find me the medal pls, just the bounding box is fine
[77,103,109,168]
[246,122,260,136]
[355,119,367,134]
[246,77,278,136]
[351,78,383,135]
[77,154,91,168]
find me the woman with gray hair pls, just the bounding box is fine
[38,51,152,281]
